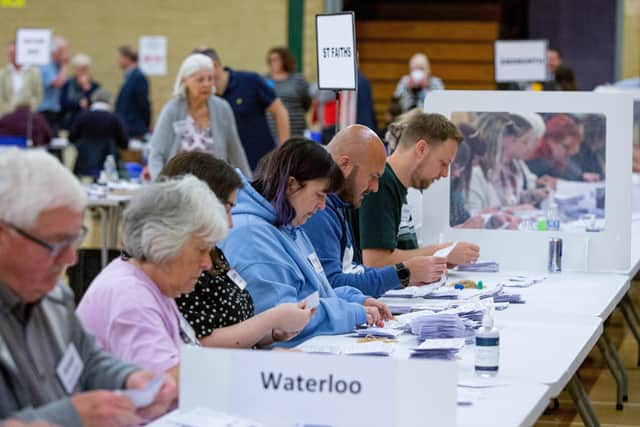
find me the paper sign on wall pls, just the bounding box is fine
[316,12,357,91]
[494,39,548,82]
[16,28,51,66]
[179,346,456,427]
[139,36,167,76]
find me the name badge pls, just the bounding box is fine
[308,253,324,274]
[227,269,247,290]
[178,314,200,346]
[56,343,84,394]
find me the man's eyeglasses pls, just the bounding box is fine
[4,222,88,258]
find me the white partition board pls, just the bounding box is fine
[180,346,456,427]
[421,90,632,272]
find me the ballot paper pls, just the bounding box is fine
[382,280,444,298]
[434,242,458,258]
[455,261,500,273]
[161,407,263,427]
[354,327,405,338]
[117,375,164,408]
[410,338,465,360]
[299,342,395,357]
[301,291,319,309]
[387,304,412,315]
[414,337,465,351]
[499,275,547,288]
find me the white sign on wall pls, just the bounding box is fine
[494,39,548,82]
[139,36,167,76]
[15,28,52,66]
[316,12,357,91]
[180,346,457,427]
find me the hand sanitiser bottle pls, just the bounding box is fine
[475,301,499,377]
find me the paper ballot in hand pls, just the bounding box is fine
[434,242,458,259]
[117,374,164,408]
[301,291,320,309]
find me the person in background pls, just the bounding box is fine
[527,114,596,182]
[115,45,151,139]
[265,47,310,138]
[0,149,176,426]
[553,64,577,91]
[355,112,480,268]
[492,113,550,207]
[221,138,391,347]
[59,54,100,130]
[0,91,52,146]
[303,125,448,298]
[159,152,314,343]
[393,53,444,112]
[547,48,562,78]
[69,89,128,178]
[38,37,69,134]
[379,96,402,148]
[148,54,251,179]
[77,176,312,382]
[0,41,42,118]
[356,69,378,133]
[571,114,606,180]
[195,47,290,170]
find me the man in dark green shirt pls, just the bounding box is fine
[356,112,481,268]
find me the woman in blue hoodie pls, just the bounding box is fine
[221,138,391,347]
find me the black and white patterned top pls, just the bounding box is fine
[176,247,254,339]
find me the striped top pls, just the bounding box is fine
[265,72,311,137]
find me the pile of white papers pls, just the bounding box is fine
[299,341,395,357]
[410,337,465,360]
[499,275,547,288]
[382,281,443,298]
[456,261,499,273]
[354,327,405,339]
[410,313,471,343]
[157,407,263,427]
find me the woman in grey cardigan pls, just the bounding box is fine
[149,54,251,178]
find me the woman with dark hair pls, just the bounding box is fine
[159,152,313,347]
[265,47,311,137]
[221,138,389,347]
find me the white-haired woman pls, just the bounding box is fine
[76,176,311,383]
[148,54,251,179]
[60,53,100,130]
[393,53,444,112]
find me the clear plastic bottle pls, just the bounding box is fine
[103,155,118,182]
[546,201,560,231]
[475,302,499,377]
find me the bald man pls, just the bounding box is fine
[302,125,448,297]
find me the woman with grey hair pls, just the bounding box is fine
[148,54,251,179]
[77,176,311,383]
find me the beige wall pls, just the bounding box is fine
[623,0,640,78]
[0,0,289,121]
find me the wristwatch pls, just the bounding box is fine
[395,262,410,288]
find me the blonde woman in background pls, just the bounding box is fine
[148,53,251,179]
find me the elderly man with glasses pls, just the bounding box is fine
[0,149,176,427]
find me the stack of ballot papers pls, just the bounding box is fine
[499,275,547,288]
[382,280,444,298]
[410,337,465,360]
[410,313,471,342]
[153,407,263,427]
[299,341,395,356]
[354,327,405,338]
[440,303,485,324]
[492,291,525,304]
[455,261,499,272]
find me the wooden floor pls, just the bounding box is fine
[534,285,640,426]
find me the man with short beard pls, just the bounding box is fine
[356,113,480,270]
[303,124,450,298]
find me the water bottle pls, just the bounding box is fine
[546,201,560,231]
[475,301,499,377]
[103,155,118,182]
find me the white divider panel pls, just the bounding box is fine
[421,90,632,272]
[180,346,456,427]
